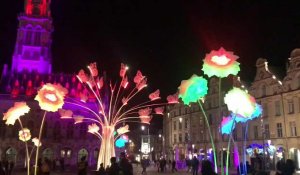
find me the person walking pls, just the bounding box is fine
[97,163,106,175]
[107,157,120,175]
[141,158,147,174]
[201,160,217,175]
[119,152,133,175]
[192,156,199,175]
[275,159,285,175]
[171,160,177,173]
[41,158,50,175]
[283,159,295,175]
[77,156,88,175]
[0,161,5,175]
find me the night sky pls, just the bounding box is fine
[1,1,300,130]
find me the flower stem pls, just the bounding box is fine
[18,119,30,175]
[34,111,47,175]
[198,100,218,173]
[243,122,249,175]
[225,115,236,175]
[218,78,224,175]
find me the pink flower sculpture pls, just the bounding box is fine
[120,63,128,77]
[58,109,73,119]
[137,78,147,91]
[74,116,84,124]
[154,107,164,115]
[97,77,104,89]
[19,128,31,142]
[87,62,98,77]
[149,90,160,101]
[122,97,128,105]
[134,70,145,84]
[167,93,179,104]
[121,76,129,88]
[139,108,152,124]
[77,69,88,83]
[32,137,42,147]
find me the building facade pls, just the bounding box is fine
[0,0,100,168]
[163,49,300,169]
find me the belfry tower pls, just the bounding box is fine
[11,0,53,74]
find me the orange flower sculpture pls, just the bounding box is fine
[35,83,68,112]
[3,102,30,125]
[19,128,31,142]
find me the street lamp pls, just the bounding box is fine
[141,126,145,131]
[159,134,162,138]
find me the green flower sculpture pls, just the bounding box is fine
[224,87,256,118]
[202,47,240,78]
[178,75,208,105]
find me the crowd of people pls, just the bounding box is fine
[92,152,133,175]
[0,159,14,175]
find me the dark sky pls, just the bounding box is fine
[1,0,300,96]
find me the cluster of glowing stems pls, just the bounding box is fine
[63,63,166,169]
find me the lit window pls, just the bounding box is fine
[275,101,281,116]
[288,100,294,114]
[290,121,297,136]
[277,123,283,138]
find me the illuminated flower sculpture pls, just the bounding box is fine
[35,83,68,112]
[32,137,42,147]
[224,87,256,117]
[19,128,31,142]
[221,117,236,135]
[3,102,30,125]
[202,47,240,78]
[178,74,218,172]
[62,63,165,169]
[178,75,208,105]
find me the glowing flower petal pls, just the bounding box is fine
[19,128,31,142]
[178,75,208,105]
[87,62,98,77]
[88,123,100,134]
[115,136,128,148]
[122,97,128,105]
[167,93,179,104]
[74,116,84,124]
[224,87,256,117]
[154,107,164,115]
[35,83,68,112]
[202,47,240,78]
[117,125,130,135]
[3,102,30,125]
[234,103,263,123]
[221,117,236,135]
[149,89,160,101]
[120,63,128,77]
[121,76,129,88]
[134,70,145,84]
[139,108,152,124]
[58,109,73,119]
[32,137,42,147]
[97,77,104,89]
[77,69,88,83]
[137,78,147,91]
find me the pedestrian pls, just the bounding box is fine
[60,158,65,172]
[0,161,5,175]
[160,159,164,172]
[7,161,14,175]
[171,160,177,173]
[119,152,133,175]
[283,159,295,175]
[192,156,199,175]
[97,163,106,175]
[141,158,147,174]
[275,159,285,175]
[156,160,160,172]
[107,157,120,175]
[77,156,88,175]
[201,160,217,175]
[41,158,51,175]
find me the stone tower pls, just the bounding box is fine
[11,0,53,74]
